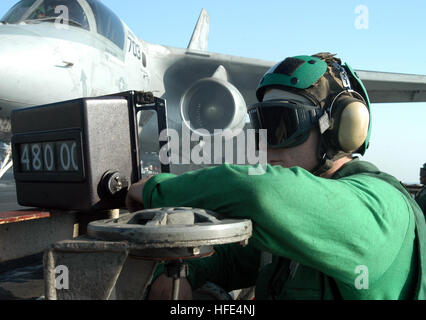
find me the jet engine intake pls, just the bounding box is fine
[180,78,247,137]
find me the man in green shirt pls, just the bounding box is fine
[416,163,426,215]
[126,53,426,300]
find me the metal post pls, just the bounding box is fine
[172,277,180,300]
[166,260,187,300]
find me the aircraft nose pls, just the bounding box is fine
[0,25,75,117]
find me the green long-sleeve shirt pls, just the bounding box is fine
[143,159,419,299]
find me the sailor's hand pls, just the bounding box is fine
[125,175,153,212]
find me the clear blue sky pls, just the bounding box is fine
[1,0,425,183]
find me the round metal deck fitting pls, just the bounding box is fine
[87,207,252,260]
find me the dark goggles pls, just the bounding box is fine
[248,99,324,149]
[421,168,426,177]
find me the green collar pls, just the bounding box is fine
[331,157,381,180]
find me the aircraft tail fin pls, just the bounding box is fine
[187,8,209,51]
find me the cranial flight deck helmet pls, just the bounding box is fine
[248,52,372,174]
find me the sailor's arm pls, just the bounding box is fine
[136,163,410,286]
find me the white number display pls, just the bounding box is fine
[59,143,71,171]
[43,143,55,171]
[20,144,30,171]
[19,140,79,173]
[31,144,42,171]
[57,141,78,172]
[70,142,78,171]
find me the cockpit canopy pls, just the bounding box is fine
[1,0,125,49]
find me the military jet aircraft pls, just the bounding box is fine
[1,0,426,179]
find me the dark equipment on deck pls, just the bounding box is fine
[11,91,169,212]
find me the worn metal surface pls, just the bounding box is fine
[0,211,77,263]
[44,208,252,300]
[44,238,129,300]
[113,256,158,300]
[0,210,50,225]
[87,208,252,250]
[44,236,159,300]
